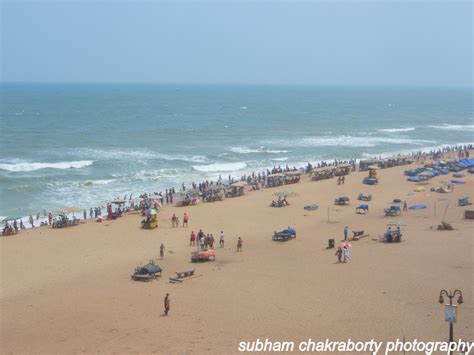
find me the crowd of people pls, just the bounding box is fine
[3,144,472,235]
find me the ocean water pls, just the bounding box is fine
[0,84,473,219]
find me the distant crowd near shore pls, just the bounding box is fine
[2,144,472,235]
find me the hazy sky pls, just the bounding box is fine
[1,0,472,85]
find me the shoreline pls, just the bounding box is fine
[2,144,472,230]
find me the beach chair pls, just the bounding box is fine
[358,193,372,201]
[356,204,369,214]
[384,206,401,217]
[131,261,162,281]
[334,196,350,206]
[175,268,196,279]
[458,197,471,206]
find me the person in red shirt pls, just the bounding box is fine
[190,231,196,246]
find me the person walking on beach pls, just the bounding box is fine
[83,209,87,220]
[343,246,349,263]
[237,237,243,252]
[219,230,225,247]
[29,215,34,228]
[171,214,177,228]
[403,200,408,212]
[335,246,343,263]
[164,293,170,316]
[183,213,189,227]
[190,231,196,246]
[160,243,165,259]
[344,226,349,241]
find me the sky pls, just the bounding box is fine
[1,0,472,85]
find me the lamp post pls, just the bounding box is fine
[439,289,463,354]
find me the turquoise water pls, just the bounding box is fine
[1,84,473,218]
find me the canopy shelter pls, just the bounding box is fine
[231,181,248,188]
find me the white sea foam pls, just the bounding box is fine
[69,148,208,163]
[428,124,474,132]
[266,136,436,148]
[0,160,94,172]
[378,127,416,133]
[271,157,289,162]
[192,162,247,172]
[230,146,289,154]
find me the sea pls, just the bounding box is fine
[1,83,473,220]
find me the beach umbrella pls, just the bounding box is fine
[146,209,159,215]
[343,241,352,248]
[368,165,379,170]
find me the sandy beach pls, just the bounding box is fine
[1,153,473,354]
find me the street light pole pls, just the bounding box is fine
[439,289,463,355]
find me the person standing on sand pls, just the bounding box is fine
[344,226,349,241]
[403,200,408,212]
[220,230,224,247]
[343,246,349,262]
[83,209,87,220]
[237,237,243,252]
[183,213,188,227]
[160,243,165,259]
[164,293,170,316]
[335,247,343,263]
[29,215,34,228]
[190,231,196,246]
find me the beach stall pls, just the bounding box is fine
[226,181,247,198]
[334,163,352,176]
[266,173,286,188]
[203,185,225,202]
[141,209,158,229]
[311,167,334,181]
[175,190,200,207]
[284,171,301,184]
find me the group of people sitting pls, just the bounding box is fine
[270,197,290,208]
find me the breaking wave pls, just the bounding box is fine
[0,160,95,172]
[378,127,416,133]
[230,146,289,154]
[192,162,247,172]
[428,124,474,132]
